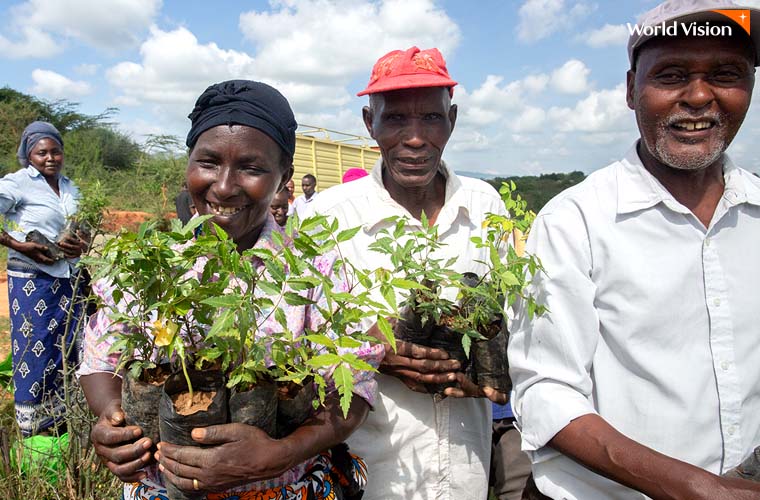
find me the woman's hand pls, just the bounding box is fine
[15,240,55,264]
[90,399,154,483]
[57,233,88,259]
[156,423,293,493]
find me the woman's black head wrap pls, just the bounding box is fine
[186,80,297,160]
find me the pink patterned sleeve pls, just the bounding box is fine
[307,252,384,407]
[75,279,128,378]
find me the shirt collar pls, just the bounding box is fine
[616,142,760,215]
[25,164,69,183]
[363,158,470,232]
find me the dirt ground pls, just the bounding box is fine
[101,210,157,233]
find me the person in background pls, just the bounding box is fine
[490,401,531,500]
[174,181,193,225]
[308,46,506,500]
[286,179,296,204]
[0,121,87,439]
[291,173,318,218]
[270,188,290,227]
[509,1,760,498]
[342,168,368,183]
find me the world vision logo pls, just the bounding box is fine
[627,9,751,38]
[713,9,751,36]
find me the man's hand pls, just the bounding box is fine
[368,320,460,392]
[549,414,760,500]
[90,399,154,483]
[443,372,508,404]
[381,339,461,392]
[156,423,291,493]
[15,241,55,264]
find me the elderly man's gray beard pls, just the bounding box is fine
[645,112,727,171]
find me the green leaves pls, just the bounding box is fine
[89,211,399,419]
[333,365,354,417]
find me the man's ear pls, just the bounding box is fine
[449,103,458,132]
[626,70,636,110]
[362,106,375,138]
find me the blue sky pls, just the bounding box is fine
[2,0,760,176]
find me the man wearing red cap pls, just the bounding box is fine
[308,46,507,499]
[509,1,760,499]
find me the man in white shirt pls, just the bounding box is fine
[291,173,318,218]
[309,46,506,499]
[509,1,760,499]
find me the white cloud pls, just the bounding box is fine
[0,0,160,57]
[454,75,548,129]
[511,106,546,132]
[548,83,632,133]
[449,129,491,152]
[74,63,99,76]
[551,59,590,94]
[104,0,461,128]
[239,0,460,83]
[580,24,629,48]
[516,0,594,43]
[106,27,257,119]
[30,69,92,98]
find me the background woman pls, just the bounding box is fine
[0,120,87,437]
[78,80,381,500]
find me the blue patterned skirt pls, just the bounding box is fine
[8,260,84,436]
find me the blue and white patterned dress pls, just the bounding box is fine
[0,165,84,436]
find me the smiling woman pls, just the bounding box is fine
[0,121,88,441]
[187,125,291,252]
[78,80,379,500]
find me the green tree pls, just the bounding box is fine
[486,171,586,212]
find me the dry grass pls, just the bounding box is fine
[0,264,122,499]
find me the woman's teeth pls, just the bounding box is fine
[209,203,243,215]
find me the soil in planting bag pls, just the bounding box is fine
[25,230,64,260]
[425,324,470,395]
[121,364,169,449]
[394,305,434,345]
[159,370,228,500]
[57,219,92,244]
[230,378,277,438]
[471,321,511,394]
[276,379,316,438]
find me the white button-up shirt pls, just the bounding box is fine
[509,144,760,499]
[291,192,318,218]
[308,159,507,500]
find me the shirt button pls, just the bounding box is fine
[728,426,736,436]
[721,361,730,371]
[714,298,721,307]
[704,238,711,247]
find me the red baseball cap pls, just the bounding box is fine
[357,46,458,97]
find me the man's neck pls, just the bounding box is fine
[382,167,447,225]
[637,142,725,229]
